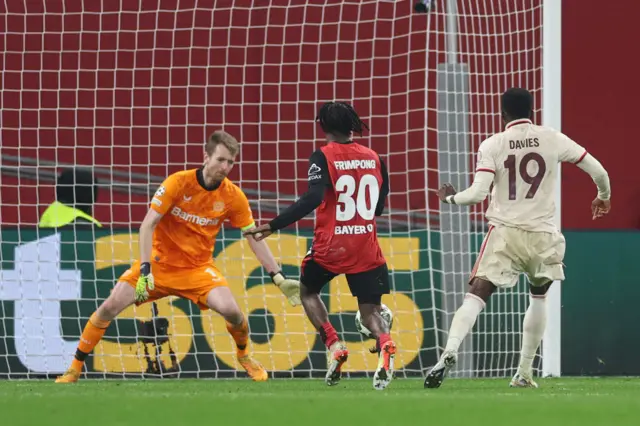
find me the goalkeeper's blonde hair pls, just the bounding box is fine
[206,130,239,157]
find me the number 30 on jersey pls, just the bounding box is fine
[335,174,380,221]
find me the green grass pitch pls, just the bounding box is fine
[0,378,638,426]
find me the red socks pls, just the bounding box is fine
[320,322,339,348]
[320,323,389,350]
[378,333,391,349]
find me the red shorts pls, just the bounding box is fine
[118,260,228,310]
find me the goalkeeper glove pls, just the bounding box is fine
[135,262,155,303]
[270,271,301,307]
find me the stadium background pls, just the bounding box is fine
[0,0,637,377]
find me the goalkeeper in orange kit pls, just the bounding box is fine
[56,130,301,383]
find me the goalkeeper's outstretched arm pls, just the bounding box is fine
[135,208,164,302]
[231,189,302,307]
[244,233,301,306]
[138,208,164,264]
[244,233,280,274]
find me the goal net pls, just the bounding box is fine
[0,0,547,379]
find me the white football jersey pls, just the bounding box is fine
[476,119,587,232]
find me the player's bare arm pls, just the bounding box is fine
[134,171,183,303]
[244,227,302,307]
[135,208,164,302]
[232,188,302,307]
[243,231,280,274]
[139,208,163,265]
[243,232,301,306]
[243,223,273,241]
[136,180,177,304]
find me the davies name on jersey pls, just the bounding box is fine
[509,138,539,149]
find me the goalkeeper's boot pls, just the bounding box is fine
[55,368,80,383]
[373,340,397,390]
[238,355,268,382]
[325,341,349,386]
[424,350,457,389]
[510,372,539,388]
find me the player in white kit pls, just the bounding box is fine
[424,88,611,389]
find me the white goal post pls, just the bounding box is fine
[542,0,563,378]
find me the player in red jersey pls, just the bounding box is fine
[244,102,396,390]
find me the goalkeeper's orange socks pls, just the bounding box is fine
[71,312,111,372]
[226,318,249,358]
[319,321,339,349]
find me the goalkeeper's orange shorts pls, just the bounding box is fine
[118,260,228,310]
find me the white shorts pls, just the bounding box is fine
[470,226,566,288]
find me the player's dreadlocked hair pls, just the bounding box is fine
[315,101,369,138]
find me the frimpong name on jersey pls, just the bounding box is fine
[333,159,377,170]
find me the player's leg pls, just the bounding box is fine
[299,257,338,346]
[511,230,566,388]
[205,286,246,354]
[510,281,551,388]
[359,297,397,391]
[425,226,520,389]
[299,256,344,385]
[301,282,349,386]
[55,281,136,383]
[423,277,496,388]
[203,285,267,381]
[347,264,395,390]
[442,277,496,354]
[357,302,390,346]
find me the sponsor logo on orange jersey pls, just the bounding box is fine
[171,206,219,226]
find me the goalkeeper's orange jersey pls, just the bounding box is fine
[149,168,255,268]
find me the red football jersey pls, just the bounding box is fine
[311,142,386,274]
